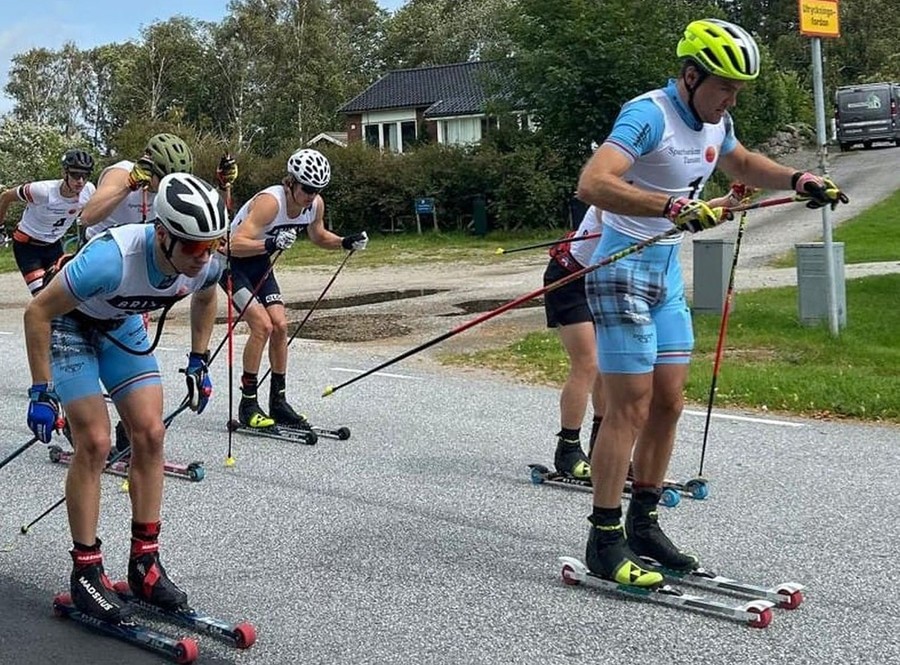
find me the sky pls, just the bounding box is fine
[0,0,408,115]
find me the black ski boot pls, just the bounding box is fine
[128,541,189,611]
[239,395,275,428]
[70,543,133,623]
[269,394,311,430]
[625,488,699,572]
[553,433,591,479]
[585,514,663,588]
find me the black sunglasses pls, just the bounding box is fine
[297,182,321,195]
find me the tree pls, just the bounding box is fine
[5,44,86,136]
[0,118,91,187]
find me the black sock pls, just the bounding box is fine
[557,427,580,445]
[72,539,101,552]
[590,505,622,526]
[131,521,161,543]
[271,372,286,399]
[241,372,258,398]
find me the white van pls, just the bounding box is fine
[834,82,900,151]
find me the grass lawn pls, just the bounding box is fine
[441,274,900,422]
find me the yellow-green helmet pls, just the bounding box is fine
[144,133,194,177]
[677,19,760,81]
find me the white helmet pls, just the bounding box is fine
[155,173,228,241]
[287,149,330,189]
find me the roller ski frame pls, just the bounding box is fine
[226,419,351,444]
[527,463,709,507]
[53,592,200,664]
[113,581,256,650]
[558,557,774,628]
[48,445,205,482]
[639,556,805,610]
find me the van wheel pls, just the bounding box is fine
[894,139,900,147]
[839,143,850,152]
[863,141,873,149]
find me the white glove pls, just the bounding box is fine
[341,231,368,251]
[266,228,297,253]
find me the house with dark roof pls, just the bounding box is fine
[338,60,525,153]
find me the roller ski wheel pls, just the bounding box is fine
[53,591,200,663]
[48,445,64,463]
[558,557,775,627]
[186,462,205,482]
[776,586,805,610]
[660,488,681,508]
[113,581,256,650]
[529,463,549,485]
[683,477,710,500]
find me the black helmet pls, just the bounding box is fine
[61,149,94,172]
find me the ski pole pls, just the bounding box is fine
[17,399,191,535]
[323,226,682,397]
[258,250,355,389]
[223,189,237,466]
[495,232,602,255]
[208,249,284,365]
[697,210,749,477]
[0,436,40,472]
[726,193,809,214]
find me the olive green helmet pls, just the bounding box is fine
[144,133,193,177]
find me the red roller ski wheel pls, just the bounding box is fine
[234,621,257,648]
[747,605,773,629]
[560,564,580,586]
[52,592,72,617]
[777,588,804,610]
[175,637,199,664]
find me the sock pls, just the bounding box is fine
[590,505,622,526]
[557,427,580,445]
[271,372,286,399]
[241,372,258,398]
[131,521,161,559]
[72,539,101,552]
[71,539,102,569]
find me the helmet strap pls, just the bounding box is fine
[159,233,182,275]
[682,60,708,124]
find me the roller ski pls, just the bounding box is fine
[558,556,774,627]
[54,546,200,663]
[269,392,351,440]
[636,556,805,609]
[47,445,205,482]
[53,592,200,663]
[112,581,256,649]
[227,394,317,445]
[527,464,686,507]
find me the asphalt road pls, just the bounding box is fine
[1,319,898,665]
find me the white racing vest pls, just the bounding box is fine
[231,185,317,239]
[73,225,217,321]
[604,89,729,243]
[16,179,95,243]
[85,161,153,240]
[568,206,604,267]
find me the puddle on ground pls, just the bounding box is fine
[285,288,445,311]
[439,297,545,316]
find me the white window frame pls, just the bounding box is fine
[361,109,417,153]
[432,114,484,146]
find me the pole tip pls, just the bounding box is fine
[225,457,236,467]
[322,385,334,397]
[19,525,29,534]
[494,248,504,255]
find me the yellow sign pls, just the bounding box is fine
[799,0,840,38]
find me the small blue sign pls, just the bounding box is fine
[415,197,435,214]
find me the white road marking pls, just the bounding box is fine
[683,408,805,428]
[330,367,419,380]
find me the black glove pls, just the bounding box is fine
[341,231,368,251]
[792,172,850,210]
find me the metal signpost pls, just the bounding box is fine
[799,0,841,335]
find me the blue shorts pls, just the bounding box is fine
[50,313,161,405]
[585,226,693,374]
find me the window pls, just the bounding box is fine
[364,124,379,147]
[401,121,417,150]
[439,117,481,146]
[362,120,417,153]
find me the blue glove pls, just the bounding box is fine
[27,383,61,443]
[183,351,212,414]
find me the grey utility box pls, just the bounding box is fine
[796,242,846,328]
[692,238,735,314]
